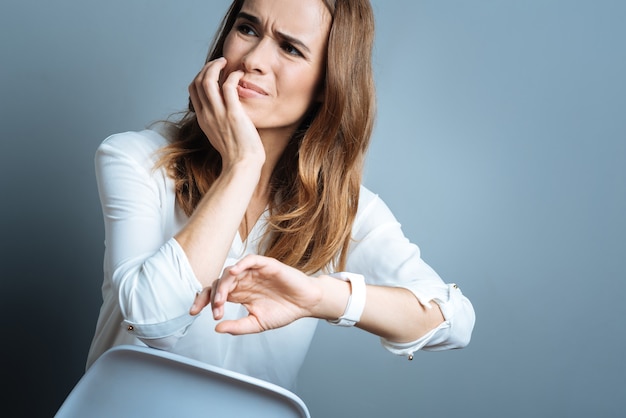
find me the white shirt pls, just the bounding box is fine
[87,129,475,389]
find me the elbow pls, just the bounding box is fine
[449,299,475,349]
[439,294,476,350]
[381,294,475,356]
[422,287,475,351]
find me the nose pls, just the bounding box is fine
[241,37,272,74]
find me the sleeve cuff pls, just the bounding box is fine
[122,312,196,351]
[380,283,475,358]
[380,320,450,358]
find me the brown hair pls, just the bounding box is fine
[159,0,376,273]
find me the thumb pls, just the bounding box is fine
[215,316,262,335]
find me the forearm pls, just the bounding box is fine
[358,285,444,343]
[175,160,262,287]
[314,275,444,343]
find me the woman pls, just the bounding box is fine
[87,0,475,390]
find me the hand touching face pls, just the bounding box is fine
[220,0,331,137]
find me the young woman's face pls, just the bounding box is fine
[222,0,331,137]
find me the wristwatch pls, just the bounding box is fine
[327,272,367,327]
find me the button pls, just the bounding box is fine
[453,284,459,289]
[408,354,413,361]
[127,325,134,332]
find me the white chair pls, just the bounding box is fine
[55,345,310,417]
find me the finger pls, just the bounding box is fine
[210,278,224,319]
[188,80,203,114]
[189,287,211,315]
[227,254,274,276]
[200,58,228,113]
[190,58,226,113]
[204,56,227,81]
[211,266,245,319]
[221,70,245,111]
[189,61,212,108]
[215,315,262,335]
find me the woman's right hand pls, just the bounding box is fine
[188,57,265,170]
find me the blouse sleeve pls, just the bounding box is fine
[95,132,203,350]
[344,188,475,357]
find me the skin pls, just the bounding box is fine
[177,0,444,343]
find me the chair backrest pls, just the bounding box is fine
[55,344,310,418]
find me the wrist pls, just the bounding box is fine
[222,156,264,177]
[312,275,351,321]
[326,273,367,327]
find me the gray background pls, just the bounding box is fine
[1,1,624,417]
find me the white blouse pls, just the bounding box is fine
[86,129,475,389]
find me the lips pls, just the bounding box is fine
[238,80,268,96]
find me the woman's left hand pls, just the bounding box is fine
[190,255,322,334]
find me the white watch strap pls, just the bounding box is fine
[327,272,366,327]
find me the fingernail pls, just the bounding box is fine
[213,308,219,318]
[215,292,222,303]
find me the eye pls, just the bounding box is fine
[281,42,303,57]
[236,23,257,37]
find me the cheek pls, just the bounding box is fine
[222,33,242,62]
[295,73,323,105]
[282,84,312,110]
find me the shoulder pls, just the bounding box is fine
[354,185,398,228]
[358,185,379,208]
[96,129,170,171]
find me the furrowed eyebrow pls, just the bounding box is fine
[237,12,261,25]
[236,11,312,55]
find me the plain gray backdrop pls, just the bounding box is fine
[1,1,624,417]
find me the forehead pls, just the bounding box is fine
[240,0,331,45]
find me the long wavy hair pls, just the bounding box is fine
[159,0,376,273]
